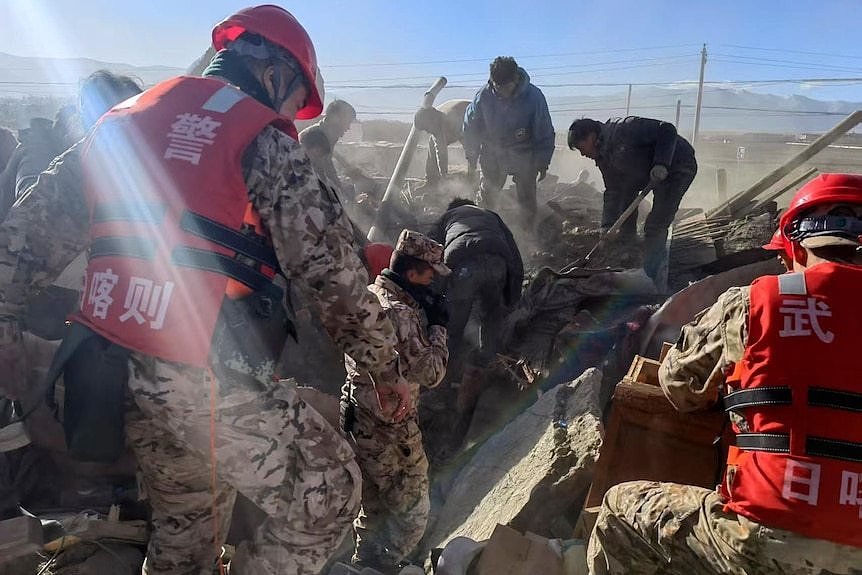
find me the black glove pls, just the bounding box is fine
[423,293,450,327]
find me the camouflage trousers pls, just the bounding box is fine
[125,353,362,575]
[350,406,430,566]
[588,481,862,575]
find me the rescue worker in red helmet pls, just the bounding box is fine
[588,173,862,574]
[0,5,412,574]
[762,228,792,271]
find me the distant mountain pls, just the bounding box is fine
[0,52,182,97]
[0,51,859,134]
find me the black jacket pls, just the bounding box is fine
[438,204,524,306]
[595,116,697,198]
[0,118,65,221]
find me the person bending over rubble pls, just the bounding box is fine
[588,173,862,574]
[0,6,414,574]
[433,198,523,402]
[464,56,555,229]
[299,98,356,189]
[342,230,450,574]
[568,116,697,282]
[414,99,470,184]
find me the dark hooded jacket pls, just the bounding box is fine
[594,116,697,198]
[437,204,524,306]
[463,68,555,170]
[0,118,66,220]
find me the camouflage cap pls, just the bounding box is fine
[395,229,451,276]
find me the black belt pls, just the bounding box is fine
[171,246,278,294]
[90,236,156,261]
[735,433,862,463]
[724,386,862,414]
[92,201,166,224]
[180,211,281,271]
[88,238,278,293]
[724,387,792,411]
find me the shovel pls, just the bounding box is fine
[560,185,654,273]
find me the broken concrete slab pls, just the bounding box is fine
[425,368,604,552]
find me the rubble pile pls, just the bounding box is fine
[424,368,604,553]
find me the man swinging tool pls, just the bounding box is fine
[568,116,697,280]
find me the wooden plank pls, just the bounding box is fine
[623,355,661,386]
[659,342,674,363]
[585,381,726,509]
[573,506,601,540]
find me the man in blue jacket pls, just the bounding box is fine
[464,57,555,228]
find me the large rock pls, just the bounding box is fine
[425,368,604,551]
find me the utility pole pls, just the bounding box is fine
[692,43,707,146]
[625,84,632,116]
[675,99,681,128]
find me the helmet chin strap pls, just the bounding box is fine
[269,63,306,114]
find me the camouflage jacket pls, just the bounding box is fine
[0,124,402,398]
[346,275,448,419]
[658,286,750,413]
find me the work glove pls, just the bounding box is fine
[537,167,548,182]
[422,293,450,327]
[649,164,669,183]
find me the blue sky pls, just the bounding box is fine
[1,0,861,104]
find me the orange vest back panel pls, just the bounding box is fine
[721,263,862,547]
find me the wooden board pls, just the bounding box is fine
[623,355,661,386]
[583,381,727,510]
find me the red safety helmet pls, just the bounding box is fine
[779,173,862,243]
[212,5,323,120]
[762,229,787,254]
[364,242,395,278]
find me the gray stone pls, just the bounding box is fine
[425,368,604,551]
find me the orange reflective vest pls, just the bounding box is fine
[75,76,294,367]
[720,263,862,547]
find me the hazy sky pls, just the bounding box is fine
[1,0,861,102]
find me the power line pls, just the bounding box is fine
[328,76,862,89]
[717,44,862,61]
[329,53,697,83]
[710,57,862,74]
[319,43,701,69]
[711,53,862,73]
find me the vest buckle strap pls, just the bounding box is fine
[171,246,279,295]
[735,433,790,453]
[179,211,281,272]
[807,436,862,464]
[723,387,792,413]
[809,387,862,413]
[89,236,156,261]
[736,433,862,463]
[92,201,167,224]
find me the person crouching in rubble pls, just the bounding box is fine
[342,230,450,574]
[464,56,555,229]
[433,198,523,411]
[0,5,415,574]
[568,116,697,282]
[588,173,862,574]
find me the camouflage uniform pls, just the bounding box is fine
[0,123,405,574]
[345,231,450,568]
[588,286,862,574]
